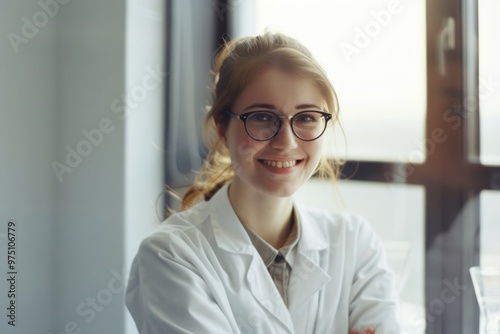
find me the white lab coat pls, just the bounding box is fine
[126,184,401,333]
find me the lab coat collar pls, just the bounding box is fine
[294,203,330,252]
[209,183,254,255]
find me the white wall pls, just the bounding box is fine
[0,0,165,333]
[51,0,127,333]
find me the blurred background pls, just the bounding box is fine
[0,0,499,333]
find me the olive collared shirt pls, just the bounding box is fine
[242,217,300,308]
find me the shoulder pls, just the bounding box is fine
[298,205,375,239]
[137,201,213,257]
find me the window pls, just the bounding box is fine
[250,0,427,163]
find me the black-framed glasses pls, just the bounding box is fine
[227,110,332,141]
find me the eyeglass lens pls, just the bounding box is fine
[245,111,327,141]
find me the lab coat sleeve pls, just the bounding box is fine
[125,233,236,334]
[348,218,401,334]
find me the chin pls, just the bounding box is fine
[256,182,301,198]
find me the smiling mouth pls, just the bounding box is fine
[260,159,300,168]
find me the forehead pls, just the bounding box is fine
[232,66,324,111]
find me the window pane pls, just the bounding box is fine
[295,179,425,333]
[479,0,500,165]
[239,0,427,163]
[480,190,500,266]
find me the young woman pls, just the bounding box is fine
[126,33,401,334]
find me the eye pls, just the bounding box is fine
[249,111,275,123]
[295,112,320,123]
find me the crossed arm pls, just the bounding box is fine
[349,328,375,334]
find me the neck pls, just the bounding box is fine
[228,180,294,249]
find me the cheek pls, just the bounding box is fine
[235,139,258,158]
[228,139,263,178]
[227,131,261,163]
[305,141,324,165]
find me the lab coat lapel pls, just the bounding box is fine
[287,252,330,312]
[288,204,331,313]
[209,185,295,333]
[246,257,295,333]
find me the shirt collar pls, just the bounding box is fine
[242,224,278,267]
[242,217,301,268]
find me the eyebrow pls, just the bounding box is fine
[296,104,322,110]
[242,103,322,111]
[243,103,275,111]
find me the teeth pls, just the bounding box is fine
[262,160,297,168]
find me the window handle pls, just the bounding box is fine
[438,17,456,76]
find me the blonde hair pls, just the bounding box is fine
[181,32,341,210]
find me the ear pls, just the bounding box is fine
[216,123,227,146]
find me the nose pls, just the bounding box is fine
[270,119,298,150]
